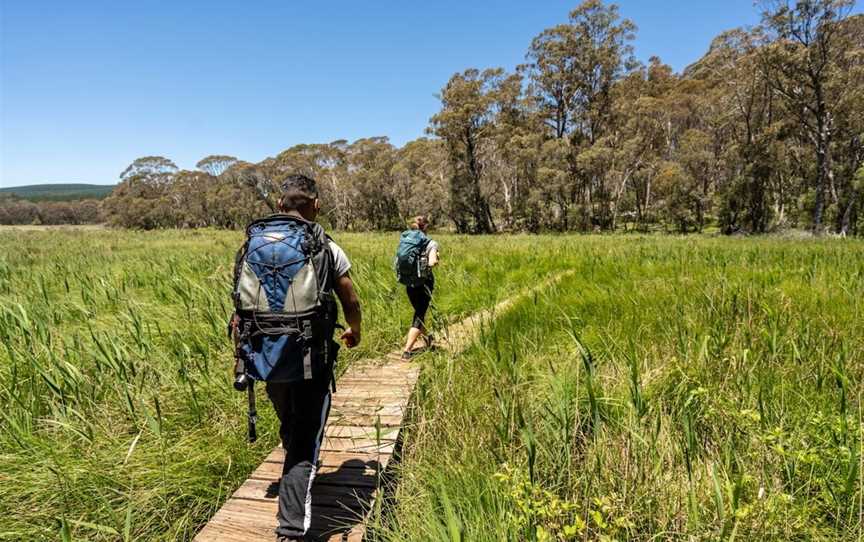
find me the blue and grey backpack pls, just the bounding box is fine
[231,214,338,384]
[395,229,430,287]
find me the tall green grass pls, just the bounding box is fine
[374,237,864,541]
[0,229,558,541]
[2,231,862,540]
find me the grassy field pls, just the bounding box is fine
[0,230,862,541]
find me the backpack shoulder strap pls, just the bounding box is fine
[414,231,429,251]
[309,224,336,292]
[307,221,328,254]
[232,231,252,309]
[323,233,337,275]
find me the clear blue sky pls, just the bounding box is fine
[1,1,861,187]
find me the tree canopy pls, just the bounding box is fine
[99,1,864,235]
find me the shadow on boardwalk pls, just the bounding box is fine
[306,458,382,541]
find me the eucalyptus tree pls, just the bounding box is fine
[430,68,506,233]
[119,156,178,186]
[392,138,450,227]
[760,0,856,231]
[195,155,238,177]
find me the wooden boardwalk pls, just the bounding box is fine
[193,354,418,542]
[194,271,573,541]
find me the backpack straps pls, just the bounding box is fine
[231,237,250,308]
[321,231,340,392]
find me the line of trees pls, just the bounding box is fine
[101,142,449,230]
[0,196,101,225]
[102,0,864,235]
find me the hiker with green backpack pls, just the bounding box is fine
[228,174,362,542]
[395,215,439,360]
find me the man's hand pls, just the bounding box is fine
[228,312,240,341]
[334,273,362,349]
[340,327,360,348]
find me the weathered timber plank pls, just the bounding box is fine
[330,405,406,417]
[320,437,396,454]
[327,413,404,427]
[329,397,409,409]
[331,389,409,400]
[325,425,400,440]
[337,375,417,384]
[249,461,379,485]
[316,451,391,470]
[261,448,390,470]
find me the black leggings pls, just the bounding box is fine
[406,279,434,329]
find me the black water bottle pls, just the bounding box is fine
[233,372,250,391]
[233,352,250,391]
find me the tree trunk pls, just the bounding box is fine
[501,177,513,230]
[812,88,833,234]
[465,131,492,234]
[839,191,856,236]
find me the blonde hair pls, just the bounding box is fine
[410,215,429,231]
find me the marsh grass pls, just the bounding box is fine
[0,229,556,541]
[372,237,864,541]
[2,231,862,540]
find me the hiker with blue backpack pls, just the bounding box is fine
[395,215,439,360]
[229,174,361,542]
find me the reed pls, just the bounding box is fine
[2,230,862,540]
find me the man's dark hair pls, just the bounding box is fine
[279,174,318,211]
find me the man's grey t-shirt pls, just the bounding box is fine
[329,241,351,278]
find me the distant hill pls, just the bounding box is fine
[0,183,115,201]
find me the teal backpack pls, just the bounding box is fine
[395,230,429,287]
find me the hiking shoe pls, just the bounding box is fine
[400,350,414,361]
[424,333,435,349]
[276,536,304,542]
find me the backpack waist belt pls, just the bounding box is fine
[238,314,322,382]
